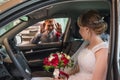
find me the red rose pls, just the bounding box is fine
[61,56,69,66]
[56,32,61,40]
[43,52,73,71]
[52,53,59,58]
[56,32,61,37]
[43,57,51,66]
[51,57,59,67]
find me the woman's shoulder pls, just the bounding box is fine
[92,42,108,53]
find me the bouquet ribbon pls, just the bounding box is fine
[59,70,69,80]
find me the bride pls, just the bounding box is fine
[32,10,109,80]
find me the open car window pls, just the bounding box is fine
[17,18,68,44]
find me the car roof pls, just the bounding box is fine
[0,0,110,27]
[28,1,110,20]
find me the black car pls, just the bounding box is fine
[0,0,119,80]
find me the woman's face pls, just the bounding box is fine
[79,26,89,40]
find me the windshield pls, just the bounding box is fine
[0,19,21,36]
[0,16,28,36]
[0,0,26,13]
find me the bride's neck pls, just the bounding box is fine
[87,36,103,49]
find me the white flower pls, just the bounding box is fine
[56,53,62,59]
[48,54,54,61]
[66,55,70,59]
[64,54,70,59]
[59,54,62,58]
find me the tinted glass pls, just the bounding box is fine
[0,16,28,36]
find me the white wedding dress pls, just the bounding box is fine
[68,42,108,80]
[31,41,108,80]
[31,77,52,80]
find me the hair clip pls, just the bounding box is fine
[93,17,104,24]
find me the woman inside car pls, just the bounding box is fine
[55,10,108,80]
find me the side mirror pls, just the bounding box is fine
[15,34,22,45]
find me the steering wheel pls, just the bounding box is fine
[3,38,31,80]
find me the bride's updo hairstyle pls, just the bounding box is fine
[77,10,108,35]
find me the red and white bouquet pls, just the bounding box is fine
[43,52,73,71]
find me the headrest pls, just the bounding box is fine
[71,21,82,39]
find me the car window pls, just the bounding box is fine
[0,19,21,36]
[17,18,68,44]
[0,16,28,36]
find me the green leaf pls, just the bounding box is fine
[44,65,54,72]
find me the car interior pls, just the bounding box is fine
[0,1,110,80]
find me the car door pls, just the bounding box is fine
[16,16,84,72]
[106,0,120,80]
[0,0,114,79]
[16,17,70,70]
